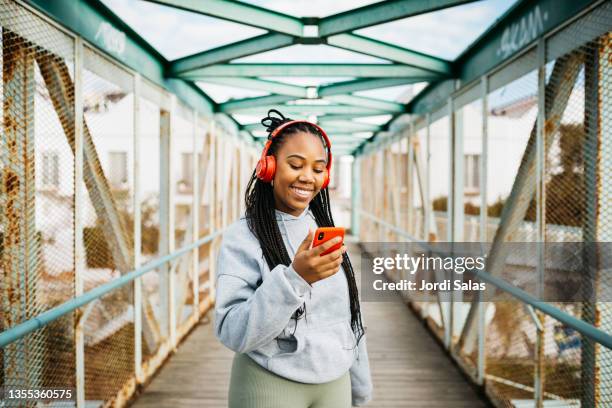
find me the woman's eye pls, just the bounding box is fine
[289,164,301,170]
[314,169,324,174]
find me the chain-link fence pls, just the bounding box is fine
[0,1,255,406]
[356,2,611,406]
[1,1,77,404]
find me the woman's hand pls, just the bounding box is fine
[291,229,346,285]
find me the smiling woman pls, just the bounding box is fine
[214,109,373,407]
[273,134,328,214]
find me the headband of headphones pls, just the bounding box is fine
[260,120,333,172]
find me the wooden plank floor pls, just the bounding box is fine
[132,239,491,408]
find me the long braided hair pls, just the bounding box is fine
[244,109,365,347]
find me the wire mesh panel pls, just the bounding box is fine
[1,0,77,402]
[486,69,538,242]
[457,98,484,243]
[172,102,195,328]
[80,45,136,404]
[138,93,164,360]
[429,113,450,242]
[543,14,612,405]
[483,64,543,406]
[197,125,213,309]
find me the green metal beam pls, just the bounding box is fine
[327,34,451,74]
[318,114,391,121]
[318,0,481,37]
[318,77,433,96]
[409,0,600,114]
[26,0,216,115]
[179,63,437,78]
[169,33,295,75]
[220,94,297,112]
[231,105,388,116]
[143,0,304,37]
[318,120,383,132]
[326,132,373,139]
[323,94,404,113]
[198,77,308,98]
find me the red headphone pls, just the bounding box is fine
[256,120,333,189]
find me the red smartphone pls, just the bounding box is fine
[312,227,345,256]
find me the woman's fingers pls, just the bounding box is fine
[311,236,342,256]
[317,246,343,266]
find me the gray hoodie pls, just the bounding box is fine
[214,207,373,406]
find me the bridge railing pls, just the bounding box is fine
[353,2,611,406]
[0,1,256,405]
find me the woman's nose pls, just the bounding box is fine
[298,169,315,182]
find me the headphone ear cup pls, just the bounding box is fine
[255,158,266,180]
[261,155,276,183]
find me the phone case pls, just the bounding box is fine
[312,227,345,256]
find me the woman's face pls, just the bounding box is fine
[272,131,327,217]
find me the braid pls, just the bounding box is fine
[244,109,365,346]
[309,189,365,346]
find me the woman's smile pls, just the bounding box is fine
[290,185,314,200]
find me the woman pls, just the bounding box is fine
[214,109,373,407]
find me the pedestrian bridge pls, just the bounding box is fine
[0,0,610,407]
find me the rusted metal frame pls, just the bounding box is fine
[191,109,199,322]
[112,297,214,407]
[73,36,85,408]
[35,54,132,271]
[174,110,198,334]
[425,113,435,241]
[196,126,213,307]
[208,124,217,302]
[477,75,488,386]
[169,97,178,348]
[534,37,546,408]
[133,73,143,384]
[391,139,402,237]
[221,135,230,231]
[33,48,163,351]
[159,105,172,342]
[1,27,41,395]
[443,97,454,349]
[382,148,390,241]
[412,133,428,242]
[452,96,466,345]
[581,32,610,408]
[458,52,583,363]
[406,128,414,236]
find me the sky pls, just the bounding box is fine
[99,0,519,123]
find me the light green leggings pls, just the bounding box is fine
[228,353,351,408]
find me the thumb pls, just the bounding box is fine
[297,229,314,253]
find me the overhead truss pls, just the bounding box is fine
[142,0,468,146]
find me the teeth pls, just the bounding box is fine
[292,187,312,197]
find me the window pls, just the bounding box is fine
[464,154,480,192]
[108,151,128,188]
[180,152,194,192]
[42,151,59,189]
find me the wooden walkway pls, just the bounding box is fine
[131,240,491,408]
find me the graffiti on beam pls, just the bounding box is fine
[95,22,126,56]
[496,5,548,59]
